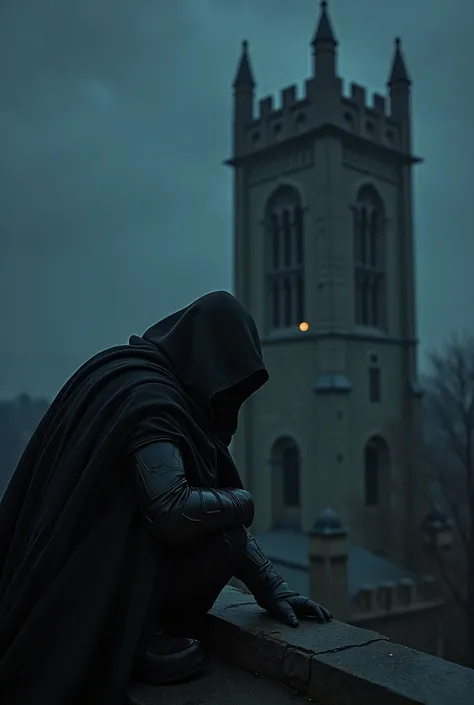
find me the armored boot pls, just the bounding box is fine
[132,628,208,686]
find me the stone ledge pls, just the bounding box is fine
[203,586,474,705]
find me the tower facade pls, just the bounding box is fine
[229,2,422,563]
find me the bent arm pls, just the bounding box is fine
[233,529,297,606]
[131,441,254,547]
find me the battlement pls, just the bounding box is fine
[352,574,442,619]
[239,75,402,157]
[231,0,412,159]
[345,83,390,118]
[255,83,309,125]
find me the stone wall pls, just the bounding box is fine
[203,586,473,705]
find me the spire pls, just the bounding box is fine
[233,40,255,89]
[311,1,337,48]
[388,37,411,86]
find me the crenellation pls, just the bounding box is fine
[350,82,366,107]
[420,575,437,601]
[258,96,274,120]
[353,575,441,619]
[268,108,284,121]
[233,3,412,162]
[293,96,310,111]
[377,581,396,610]
[397,578,416,606]
[245,87,313,153]
[338,87,405,149]
[357,584,376,611]
[281,84,297,108]
[372,92,386,115]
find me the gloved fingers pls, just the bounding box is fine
[320,605,333,621]
[269,599,299,628]
[288,596,333,622]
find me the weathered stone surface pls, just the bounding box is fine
[209,586,388,655]
[284,646,312,692]
[126,587,474,704]
[311,639,474,705]
[204,587,474,705]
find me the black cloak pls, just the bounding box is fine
[0,291,268,705]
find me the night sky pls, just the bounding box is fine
[1,0,473,398]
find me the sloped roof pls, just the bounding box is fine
[255,528,415,600]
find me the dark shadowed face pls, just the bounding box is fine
[142,291,269,442]
[210,370,267,443]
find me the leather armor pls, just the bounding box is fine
[233,529,298,609]
[131,441,254,546]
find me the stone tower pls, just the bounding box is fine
[228,1,423,563]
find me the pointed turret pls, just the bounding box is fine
[232,40,255,156]
[311,0,337,48]
[310,1,338,80]
[233,40,255,89]
[387,37,412,146]
[388,37,411,86]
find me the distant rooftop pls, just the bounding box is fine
[255,528,415,599]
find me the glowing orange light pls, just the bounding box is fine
[299,321,309,332]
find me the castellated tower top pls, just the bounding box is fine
[230,1,416,163]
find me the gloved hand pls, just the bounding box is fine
[234,530,333,628]
[257,585,333,628]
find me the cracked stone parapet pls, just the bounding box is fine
[203,586,474,705]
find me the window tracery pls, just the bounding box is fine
[354,186,386,328]
[266,186,305,330]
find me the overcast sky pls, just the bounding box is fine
[0,0,473,399]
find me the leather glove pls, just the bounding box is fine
[234,530,333,627]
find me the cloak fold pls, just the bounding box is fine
[0,291,268,705]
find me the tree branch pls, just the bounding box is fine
[432,542,468,612]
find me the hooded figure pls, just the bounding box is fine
[0,291,331,705]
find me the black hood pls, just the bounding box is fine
[138,291,268,428]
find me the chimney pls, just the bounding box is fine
[420,506,453,583]
[308,508,350,621]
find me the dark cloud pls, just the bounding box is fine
[0,0,473,397]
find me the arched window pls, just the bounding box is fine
[364,436,389,507]
[271,436,301,528]
[266,186,305,331]
[353,186,385,328]
[282,445,300,507]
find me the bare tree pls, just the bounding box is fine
[422,334,474,666]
